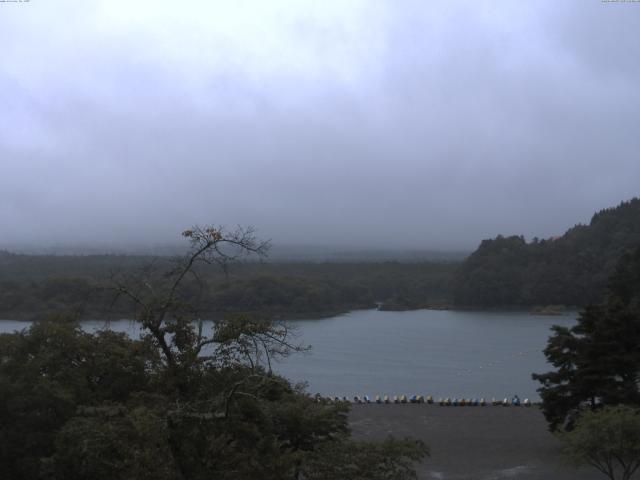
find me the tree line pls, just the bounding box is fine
[453,198,640,307]
[0,253,455,320]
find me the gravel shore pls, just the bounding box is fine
[349,404,603,480]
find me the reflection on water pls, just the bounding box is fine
[0,309,576,400]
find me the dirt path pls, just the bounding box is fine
[349,404,604,480]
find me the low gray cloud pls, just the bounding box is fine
[1,0,639,251]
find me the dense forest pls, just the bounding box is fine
[453,198,640,308]
[0,253,456,320]
[2,197,639,318]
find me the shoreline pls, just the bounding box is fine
[0,305,580,323]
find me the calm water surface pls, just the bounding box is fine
[278,309,577,400]
[0,309,576,400]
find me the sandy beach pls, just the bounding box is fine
[349,404,603,480]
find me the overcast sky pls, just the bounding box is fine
[1,0,639,251]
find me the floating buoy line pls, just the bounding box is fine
[315,394,534,407]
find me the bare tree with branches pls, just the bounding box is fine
[109,225,306,374]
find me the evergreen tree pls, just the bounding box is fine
[533,246,640,430]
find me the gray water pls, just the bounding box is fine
[0,309,576,400]
[278,309,576,400]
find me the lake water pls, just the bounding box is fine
[0,309,576,400]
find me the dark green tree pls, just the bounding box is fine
[0,225,428,480]
[0,318,158,480]
[559,405,640,480]
[533,246,640,430]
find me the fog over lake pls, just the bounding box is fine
[0,309,576,400]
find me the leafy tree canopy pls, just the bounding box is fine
[0,225,428,480]
[560,405,640,480]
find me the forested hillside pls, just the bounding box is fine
[453,198,640,307]
[0,254,455,320]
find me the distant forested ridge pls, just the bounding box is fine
[0,254,455,320]
[3,197,638,318]
[453,198,640,308]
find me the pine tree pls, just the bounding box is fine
[533,246,640,430]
